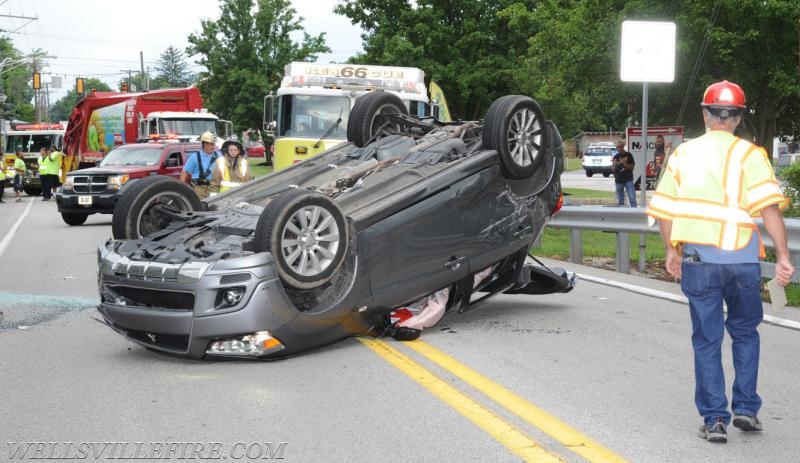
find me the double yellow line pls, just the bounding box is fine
[360,338,627,463]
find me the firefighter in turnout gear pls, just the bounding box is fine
[212,140,252,193]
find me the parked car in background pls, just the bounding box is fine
[96,93,574,360]
[55,141,201,226]
[582,144,616,177]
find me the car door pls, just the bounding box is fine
[359,185,470,306]
[453,165,532,272]
[159,149,184,178]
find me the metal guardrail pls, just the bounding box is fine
[546,205,800,281]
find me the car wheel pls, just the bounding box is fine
[347,92,409,148]
[61,212,88,226]
[603,172,610,178]
[112,176,201,240]
[23,187,41,196]
[483,95,548,179]
[585,171,593,177]
[254,189,348,289]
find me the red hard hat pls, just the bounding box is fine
[701,80,746,109]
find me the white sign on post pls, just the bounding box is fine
[620,21,676,83]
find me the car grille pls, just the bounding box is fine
[71,175,109,193]
[102,285,195,311]
[126,329,190,351]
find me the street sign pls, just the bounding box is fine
[620,21,676,83]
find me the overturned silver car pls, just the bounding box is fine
[96,93,575,359]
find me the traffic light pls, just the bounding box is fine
[76,77,85,95]
[32,72,41,90]
[121,81,128,92]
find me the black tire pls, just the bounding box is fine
[482,95,548,179]
[603,172,610,178]
[346,92,409,147]
[23,187,41,196]
[585,171,593,177]
[61,212,88,226]
[254,189,348,289]
[112,176,201,240]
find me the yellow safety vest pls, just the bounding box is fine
[646,131,787,252]
[37,155,49,175]
[215,157,249,192]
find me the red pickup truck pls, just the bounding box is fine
[55,140,201,226]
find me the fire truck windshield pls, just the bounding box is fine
[158,119,217,136]
[5,133,62,154]
[277,95,350,139]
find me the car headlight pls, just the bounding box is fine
[206,331,285,357]
[107,174,130,190]
[63,176,75,191]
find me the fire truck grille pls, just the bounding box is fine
[72,175,109,193]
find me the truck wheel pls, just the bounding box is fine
[112,176,201,240]
[254,189,348,289]
[346,92,409,148]
[585,171,593,177]
[482,95,548,179]
[61,212,88,226]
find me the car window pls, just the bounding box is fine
[166,151,182,166]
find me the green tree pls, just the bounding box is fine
[50,78,112,121]
[514,0,800,145]
[0,35,35,121]
[154,46,195,88]
[335,0,538,120]
[187,0,330,130]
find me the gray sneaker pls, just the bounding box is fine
[733,414,763,432]
[698,419,727,443]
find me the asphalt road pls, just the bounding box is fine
[2,195,800,462]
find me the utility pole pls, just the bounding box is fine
[140,51,148,91]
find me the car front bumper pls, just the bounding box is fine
[56,191,120,214]
[96,242,305,359]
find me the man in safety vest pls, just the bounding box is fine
[0,151,6,203]
[47,145,63,194]
[37,147,52,201]
[211,140,252,193]
[12,148,26,202]
[646,80,794,444]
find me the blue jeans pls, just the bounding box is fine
[681,259,763,426]
[615,181,637,207]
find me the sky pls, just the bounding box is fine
[0,0,364,102]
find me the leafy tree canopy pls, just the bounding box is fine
[516,0,800,146]
[335,0,538,120]
[336,0,800,149]
[0,35,35,122]
[187,0,330,131]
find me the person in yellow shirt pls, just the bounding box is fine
[0,151,5,203]
[37,147,52,201]
[12,148,26,202]
[46,145,63,196]
[646,80,794,443]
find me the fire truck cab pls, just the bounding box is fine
[264,63,430,171]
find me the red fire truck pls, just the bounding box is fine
[63,87,231,171]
